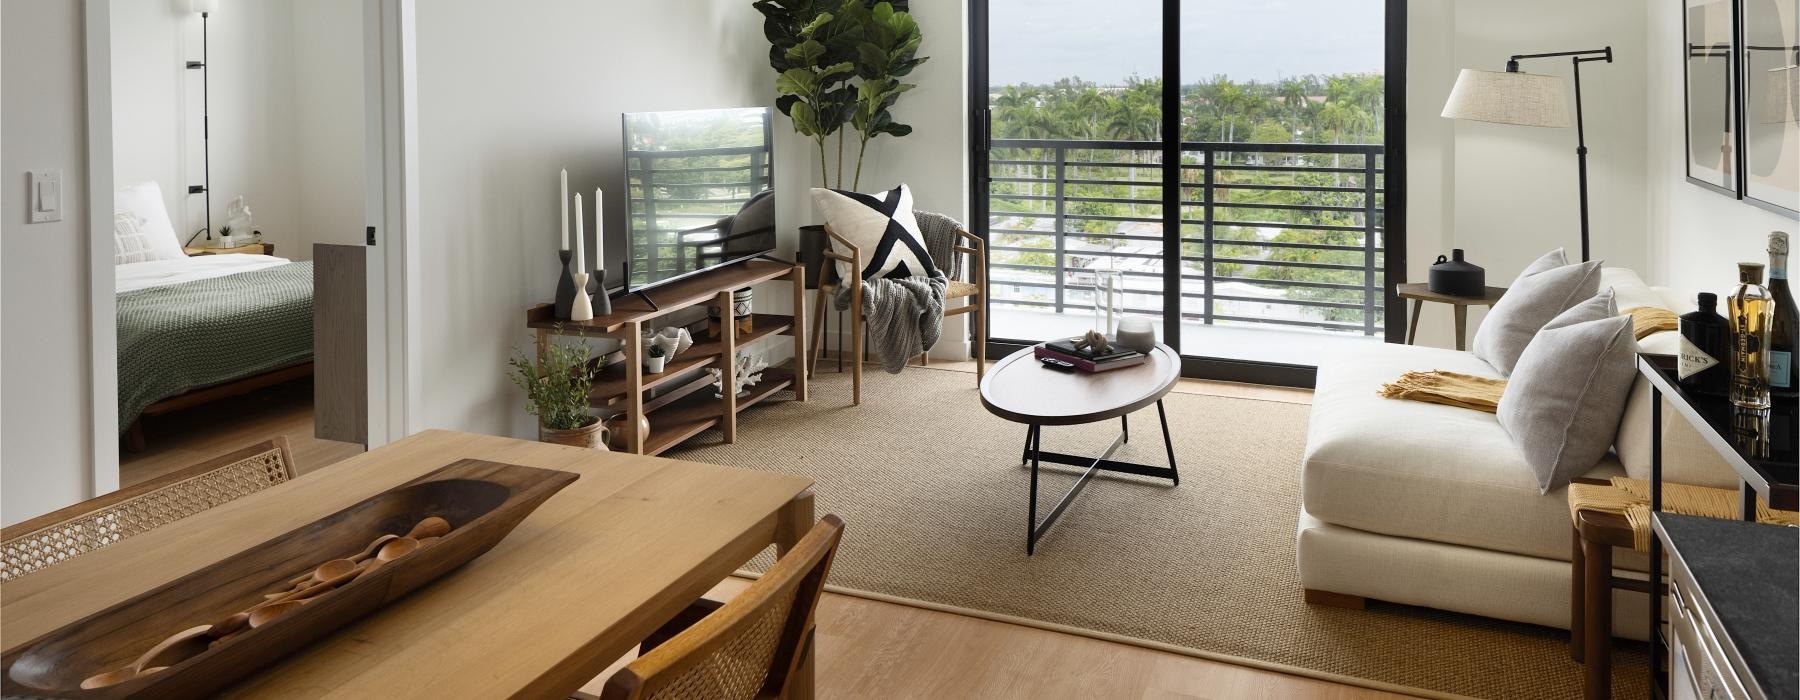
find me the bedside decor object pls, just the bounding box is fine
[645,345,667,374]
[0,460,577,699]
[1442,47,1614,262]
[219,196,253,248]
[1728,262,1774,408]
[1679,292,1732,396]
[1470,248,1601,374]
[1115,317,1157,354]
[1427,249,1485,296]
[1497,290,1638,493]
[506,331,603,448]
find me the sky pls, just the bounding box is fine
[988,0,1386,86]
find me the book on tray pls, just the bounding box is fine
[1034,338,1147,373]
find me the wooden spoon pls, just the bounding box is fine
[247,599,307,628]
[359,536,420,576]
[407,516,451,539]
[80,624,213,689]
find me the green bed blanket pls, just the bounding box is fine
[117,262,314,433]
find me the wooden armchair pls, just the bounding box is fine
[807,211,987,405]
[0,437,296,581]
[598,514,846,700]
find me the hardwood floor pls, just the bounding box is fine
[118,378,364,487]
[126,365,1376,698]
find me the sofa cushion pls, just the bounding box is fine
[1498,291,1639,493]
[1304,341,1626,562]
[1472,249,1603,375]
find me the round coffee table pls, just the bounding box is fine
[979,343,1181,554]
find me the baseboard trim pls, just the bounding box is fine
[730,571,1465,700]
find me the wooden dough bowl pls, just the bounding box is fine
[2,459,578,699]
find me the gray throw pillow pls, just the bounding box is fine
[1497,290,1638,494]
[1472,248,1603,375]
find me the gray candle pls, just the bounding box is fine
[1115,317,1156,353]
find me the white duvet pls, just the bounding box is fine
[115,254,293,295]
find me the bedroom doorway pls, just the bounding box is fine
[94,0,419,488]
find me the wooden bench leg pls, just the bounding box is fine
[1303,588,1366,610]
[1571,525,1585,663]
[1581,536,1612,700]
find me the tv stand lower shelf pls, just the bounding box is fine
[526,259,808,455]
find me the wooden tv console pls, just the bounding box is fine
[524,258,808,455]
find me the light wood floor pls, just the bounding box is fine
[127,366,1389,698]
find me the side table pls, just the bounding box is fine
[1395,282,1506,351]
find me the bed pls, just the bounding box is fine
[114,181,314,450]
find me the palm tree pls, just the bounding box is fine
[1277,78,1308,135]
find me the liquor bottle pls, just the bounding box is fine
[1768,231,1796,397]
[1728,262,1773,409]
[1679,292,1731,396]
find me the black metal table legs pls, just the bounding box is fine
[1021,400,1179,555]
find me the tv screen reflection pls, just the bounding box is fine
[621,107,776,289]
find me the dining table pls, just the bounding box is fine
[0,429,817,698]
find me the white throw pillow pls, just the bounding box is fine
[811,184,939,282]
[114,181,186,262]
[1497,290,1639,493]
[113,213,159,265]
[1471,248,1603,375]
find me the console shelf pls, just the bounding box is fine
[526,260,808,455]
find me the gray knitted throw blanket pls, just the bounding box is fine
[835,274,947,373]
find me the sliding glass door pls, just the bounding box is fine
[971,0,1405,385]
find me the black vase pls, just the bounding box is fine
[1428,249,1485,297]
[554,249,577,319]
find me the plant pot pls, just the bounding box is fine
[645,356,666,374]
[798,224,828,290]
[603,413,651,451]
[538,417,607,450]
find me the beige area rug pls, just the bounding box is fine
[665,365,1647,699]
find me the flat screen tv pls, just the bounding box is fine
[620,107,776,293]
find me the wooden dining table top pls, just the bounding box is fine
[0,429,814,699]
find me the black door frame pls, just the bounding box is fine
[968,0,1408,388]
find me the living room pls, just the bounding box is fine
[2,0,1795,698]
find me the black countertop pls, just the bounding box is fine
[1637,355,1798,509]
[1656,514,1798,700]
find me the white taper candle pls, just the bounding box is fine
[559,169,569,250]
[573,192,585,274]
[594,188,605,272]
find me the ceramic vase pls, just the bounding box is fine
[539,417,607,450]
[590,268,612,316]
[571,272,593,321]
[554,250,577,319]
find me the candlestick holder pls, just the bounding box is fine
[590,268,612,316]
[570,272,594,322]
[554,249,577,319]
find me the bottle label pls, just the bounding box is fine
[1679,335,1721,380]
[1773,350,1793,389]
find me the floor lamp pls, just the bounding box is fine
[1441,47,1614,263]
[185,0,218,243]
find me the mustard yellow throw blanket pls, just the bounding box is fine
[1622,306,1677,340]
[1379,371,1507,413]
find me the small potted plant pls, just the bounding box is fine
[215,224,238,249]
[507,332,606,449]
[645,344,667,374]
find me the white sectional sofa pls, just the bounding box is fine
[1296,268,1737,639]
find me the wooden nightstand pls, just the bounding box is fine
[1395,282,1506,351]
[185,242,273,256]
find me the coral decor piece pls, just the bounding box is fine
[707,351,769,399]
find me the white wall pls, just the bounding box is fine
[109,0,363,260]
[414,0,769,438]
[1645,1,1796,300]
[2,0,96,526]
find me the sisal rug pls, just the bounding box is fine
[665,365,1648,699]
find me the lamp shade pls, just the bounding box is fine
[1759,65,1799,124]
[184,0,218,14]
[1441,69,1572,128]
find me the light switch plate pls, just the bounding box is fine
[30,170,63,223]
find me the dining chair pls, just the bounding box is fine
[0,437,297,581]
[597,514,846,700]
[809,210,986,406]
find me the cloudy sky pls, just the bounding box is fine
[989,0,1385,86]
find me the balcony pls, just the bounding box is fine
[986,139,1387,367]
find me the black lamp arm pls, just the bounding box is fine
[1505,47,1613,73]
[1502,46,1615,263]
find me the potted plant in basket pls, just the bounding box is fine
[507,333,606,449]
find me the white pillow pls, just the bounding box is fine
[114,181,186,263]
[113,213,158,265]
[1497,290,1640,493]
[1471,248,1603,375]
[811,184,940,282]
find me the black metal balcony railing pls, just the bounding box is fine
[626,144,772,282]
[986,139,1385,336]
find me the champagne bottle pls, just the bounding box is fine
[1768,231,1796,397]
[1679,292,1731,396]
[1728,262,1773,409]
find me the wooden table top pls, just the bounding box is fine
[979,344,1180,426]
[1394,282,1507,305]
[0,430,813,699]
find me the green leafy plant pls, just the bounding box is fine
[647,344,667,359]
[506,331,600,431]
[755,0,925,189]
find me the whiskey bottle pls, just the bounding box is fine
[1728,262,1773,409]
[1768,231,1796,397]
[1679,292,1731,396]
